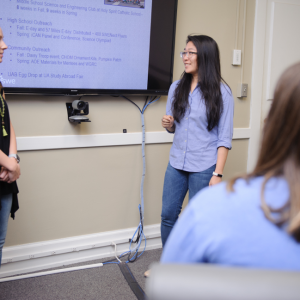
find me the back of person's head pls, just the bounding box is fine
[229,62,300,240]
[258,62,300,174]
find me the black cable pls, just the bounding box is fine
[150,96,157,103]
[122,96,142,113]
[142,96,148,111]
[122,95,158,114]
[128,204,144,263]
[118,262,146,300]
[130,205,143,245]
[127,247,139,263]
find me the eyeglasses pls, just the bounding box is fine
[180,51,197,58]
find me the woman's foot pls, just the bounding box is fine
[144,269,150,278]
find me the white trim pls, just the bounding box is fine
[16,129,250,151]
[232,128,251,139]
[0,224,162,278]
[266,1,275,101]
[0,263,105,283]
[247,0,268,172]
[0,263,103,283]
[16,131,173,151]
[247,0,300,172]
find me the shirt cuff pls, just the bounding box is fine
[166,125,175,134]
[217,140,232,150]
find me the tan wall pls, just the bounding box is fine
[5,0,255,247]
[174,0,255,128]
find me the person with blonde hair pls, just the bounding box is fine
[161,62,300,269]
[0,27,20,267]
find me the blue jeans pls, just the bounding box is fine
[0,193,12,267]
[161,163,215,247]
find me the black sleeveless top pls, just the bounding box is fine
[0,82,19,218]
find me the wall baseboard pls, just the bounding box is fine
[0,224,162,278]
[17,129,250,151]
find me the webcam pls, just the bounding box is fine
[72,100,87,111]
[66,100,91,124]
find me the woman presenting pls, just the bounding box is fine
[161,35,234,246]
[0,27,20,267]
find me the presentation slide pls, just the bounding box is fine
[0,0,152,90]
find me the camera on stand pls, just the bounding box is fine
[66,100,91,124]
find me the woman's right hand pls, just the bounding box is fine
[162,115,175,131]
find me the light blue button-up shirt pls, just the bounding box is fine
[167,80,234,172]
[161,177,300,270]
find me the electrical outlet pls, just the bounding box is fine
[237,83,248,98]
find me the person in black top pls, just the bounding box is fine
[0,27,20,267]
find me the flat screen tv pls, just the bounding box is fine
[1,0,177,96]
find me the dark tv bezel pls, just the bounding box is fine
[4,0,178,96]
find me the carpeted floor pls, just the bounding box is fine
[0,248,162,300]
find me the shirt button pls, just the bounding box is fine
[185,140,186,142]
[186,118,188,120]
[185,129,187,131]
[184,151,185,153]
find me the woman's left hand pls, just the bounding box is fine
[209,175,222,186]
[0,166,9,182]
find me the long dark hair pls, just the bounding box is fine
[228,62,300,241]
[172,35,228,131]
